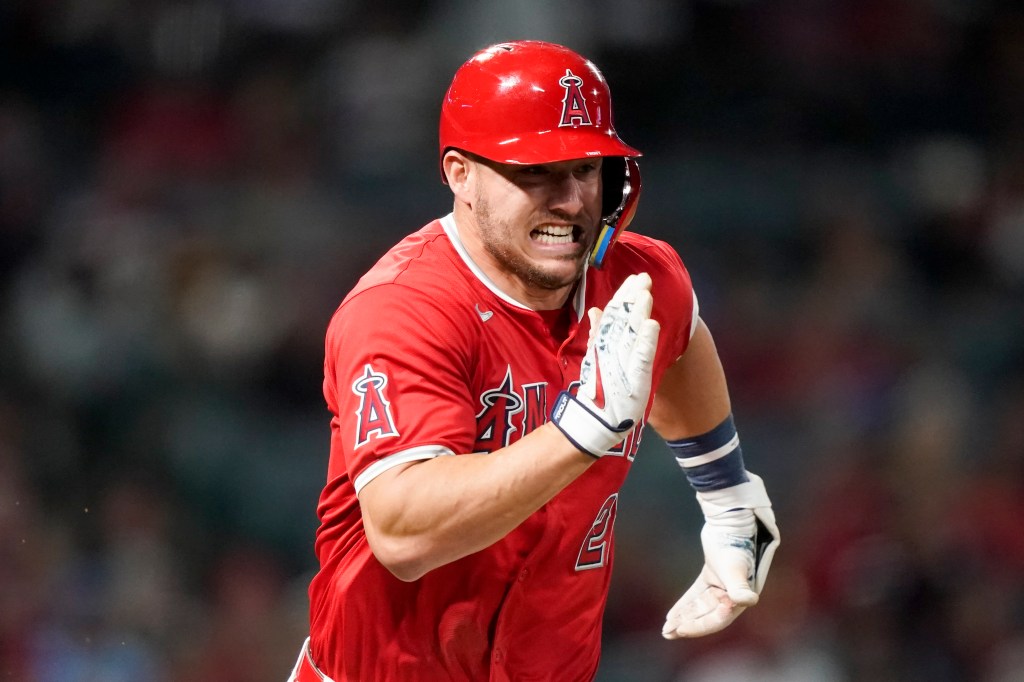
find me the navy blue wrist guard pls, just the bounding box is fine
[667,414,749,491]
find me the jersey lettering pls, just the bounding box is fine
[475,366,524,451]
[558,69,592,128]
[351,364,399,448]
[521,382,548,436]
[472,373,644,458]
[576,494,618,571]
[474,372,556,452]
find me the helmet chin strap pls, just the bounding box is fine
[589,158,642,268]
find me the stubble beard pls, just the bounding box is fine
[475,197,589,292]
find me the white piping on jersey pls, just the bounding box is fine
[353,444,456,495]
[690,291,700,340]
[441,213,587,322]
[572,261,587,323]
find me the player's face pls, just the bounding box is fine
[470,157,603,294]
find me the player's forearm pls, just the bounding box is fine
[647,319,732,440]
[360,422,594,581]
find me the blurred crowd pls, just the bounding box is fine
[1,1,1023,681]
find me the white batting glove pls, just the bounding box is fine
[662,472,780,639]
[551,273,661,457]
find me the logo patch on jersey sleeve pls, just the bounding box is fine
[351,364,399,448]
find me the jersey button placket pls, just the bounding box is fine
[557,353,569,383]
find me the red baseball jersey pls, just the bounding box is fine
[308,214,697,681]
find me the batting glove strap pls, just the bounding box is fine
[551,390,633,458]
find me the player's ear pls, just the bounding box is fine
[443,149,474,200]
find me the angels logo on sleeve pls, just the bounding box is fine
[351,364,399,448]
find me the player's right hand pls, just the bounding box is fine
[550,273,660,457]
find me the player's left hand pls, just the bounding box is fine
[662,472,780,639]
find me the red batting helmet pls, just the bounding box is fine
[439,40,642,268]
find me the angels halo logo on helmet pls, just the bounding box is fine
[439,40,643,269]
[558,69,593,128]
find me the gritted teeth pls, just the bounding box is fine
[531,224,577,244]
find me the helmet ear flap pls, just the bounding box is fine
[591,158,642,269]
[601,158,626,216]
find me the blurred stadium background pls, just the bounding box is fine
[2,1,1023,680]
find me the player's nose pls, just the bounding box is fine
[548,173,587,216]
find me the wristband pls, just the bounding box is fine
[668,414,749,491]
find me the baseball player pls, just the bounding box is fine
[288,40,780,682]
